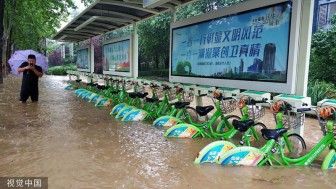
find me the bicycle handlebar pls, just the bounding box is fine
[247,98,268,105]
[296,108,312,112]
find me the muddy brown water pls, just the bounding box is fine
[0,75,335,189]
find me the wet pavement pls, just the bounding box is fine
[0,75,335,189]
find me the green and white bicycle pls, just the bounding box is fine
[216,105,336,170]
[194,99,306,163]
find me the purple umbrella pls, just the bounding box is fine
[8,49,48,76]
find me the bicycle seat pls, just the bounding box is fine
[196,105,214,116]
[136,92,148,98]
[146,97,159,103]
[97,85,105,90]
[111,91,119,95]
[174,102,190,109]
[75,79,82,83]
[261,128,288,140]
[101,86,109,90]
[128,92,137,98]
[232,119,254,132]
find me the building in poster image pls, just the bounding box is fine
[262,43,276,74]
[247,58,263,73]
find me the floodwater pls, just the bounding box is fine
[0,75,335,189]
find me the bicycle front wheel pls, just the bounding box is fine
[182,107,205,124]
[249,122,267,147]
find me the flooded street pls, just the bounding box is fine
[0,75,336,189]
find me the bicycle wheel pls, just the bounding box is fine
[249,122,267,147]
[216,115,241,133]
[283,133,306,157]
[180,107,202,124]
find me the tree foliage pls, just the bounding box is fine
[137,0,248,70]
[137,12,171,69]
[48,49,63,67]
[5,0,77,51]
[2,0,93,63]
[177,0,247,20]
[309,14,336,84]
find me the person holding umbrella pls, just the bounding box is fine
[17,54,43,102]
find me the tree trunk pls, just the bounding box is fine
[0,0,5,84]
[155,56,159,69]
[164,57,169,69]
[1,37,8,77]
[2,0,16,77]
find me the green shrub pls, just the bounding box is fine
[138,69,169,77]
[46,64,77,75]
[307,80,336,105]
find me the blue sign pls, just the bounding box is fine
[171,2,292,83]
[77,48,89,69]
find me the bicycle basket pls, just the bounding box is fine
[154,88,163,99]
[275,112,305,130]
[220,98,237,114]
[238,95,265,120]
[246,105,265,120]
[317,106,336,136]
[182,91,194,102]
[167,89,177,101]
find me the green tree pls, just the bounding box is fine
[177,0,248,20]
[1,0,93,76]
[137,12,172,69]
[309,14,336,84]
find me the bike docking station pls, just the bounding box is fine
[317,99,336,107]
[216,87,240,98]
[273,94,311,137]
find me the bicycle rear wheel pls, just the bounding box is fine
[283,133,306,157]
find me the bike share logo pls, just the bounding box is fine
[305,144,326,165]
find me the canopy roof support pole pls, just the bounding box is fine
[295,0,314,96]
[132,23,139,79]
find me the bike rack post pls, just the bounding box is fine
[196,85,216,121]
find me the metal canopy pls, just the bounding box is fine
[53,0,187,42]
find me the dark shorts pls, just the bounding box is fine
[20,89,39,102]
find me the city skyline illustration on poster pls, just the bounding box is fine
[103,39,131,72]
[77,48,89,69]
[171,2,292,83]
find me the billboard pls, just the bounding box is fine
[170,0,301,93]
[103,36,132,77]
[77,47,90,72]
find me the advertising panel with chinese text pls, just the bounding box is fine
[171,2,291,83]
[77,48,89,71]
[103,39,131,73]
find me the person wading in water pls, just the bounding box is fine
[17,54,43,102]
